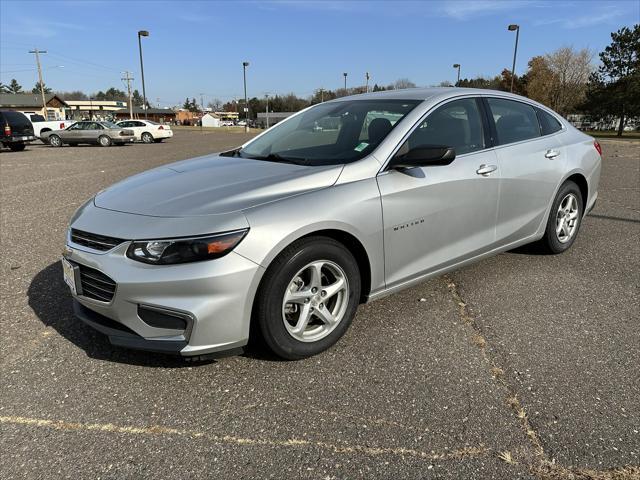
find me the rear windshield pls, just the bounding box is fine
[1,111,31,127]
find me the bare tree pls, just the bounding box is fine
[207,98,223,111]
[391,78,417,90]
[544,47,594,115]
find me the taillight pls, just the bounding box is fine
[594,140,602,156]
[4,124,11,136]
[158,125,164,130]
[59,122,65,129]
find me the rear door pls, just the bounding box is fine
[484,97,566,244]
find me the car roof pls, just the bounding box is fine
[329,87,531,103]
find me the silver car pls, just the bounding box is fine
[62,88,601,360]
[42,121,135,147]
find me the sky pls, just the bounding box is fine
[1,0,638,107]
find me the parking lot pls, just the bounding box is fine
[1,130,638,479]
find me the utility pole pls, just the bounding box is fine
[122,71,134,119]
[365,72,370,93]
[29,48,48,118]
[199,93,204,132]
[343,72,348,93]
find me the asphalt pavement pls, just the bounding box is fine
[1,131,638,479]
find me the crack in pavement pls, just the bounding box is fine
[442,275,640,480]
[0,415,490,462]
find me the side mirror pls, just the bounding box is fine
[389,144,456,169]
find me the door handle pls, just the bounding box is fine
[545,149,560,159]
[476,164,498,176]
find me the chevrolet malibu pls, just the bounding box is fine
[63,88,601,360]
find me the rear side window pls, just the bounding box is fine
[487,98,540,145]
[536,108,563,135]
[405,98,486,155]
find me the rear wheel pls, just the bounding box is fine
[48,135,63,147]
[141,132,154,143]
[98,135,112,147]
[9,142,26,151]
[255,237,361,360]
[539,180,583,254]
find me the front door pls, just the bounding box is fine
[377,97,500,288]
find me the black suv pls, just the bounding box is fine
[1,110,37,151]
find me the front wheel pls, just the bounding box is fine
[48,135,63,147]
[255,237,361,360]
[539,181,583,254]
[98,135,112,147]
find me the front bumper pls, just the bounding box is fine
[64,237,264,357]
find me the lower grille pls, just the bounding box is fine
[71,229,125,252]
[78,264,117,302]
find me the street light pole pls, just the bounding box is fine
[365,72,370,93]
[343,72,347,93]
[265,94,269,129]
[453,64,461,86]
[508,24,520,93]
[243,61,250,132]
[137,30,149,119]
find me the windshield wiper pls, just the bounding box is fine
[244,152,307,165]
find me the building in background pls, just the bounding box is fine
[0,93,68,120]
[65,100,127,121]
[256,111,294,128]
[201,113,221,127]
[113,107,176,124]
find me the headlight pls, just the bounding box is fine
[126,229,248,265]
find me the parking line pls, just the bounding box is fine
[0,415,490,461]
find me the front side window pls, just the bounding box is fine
[487,98,541,145]
[238,99,421,166]
[402,98,486,155]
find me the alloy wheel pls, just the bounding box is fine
[556,193,579,243]
[282,260,349,342]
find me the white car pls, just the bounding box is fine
[115,119,173,143]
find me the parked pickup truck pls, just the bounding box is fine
[1,110,37,151]
[21,113,75,140]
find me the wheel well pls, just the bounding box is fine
[565,174,588,212]
[300,229,372,303]
[40,128,51,133]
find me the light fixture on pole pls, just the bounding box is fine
[242,61,250,132]
[508,24,520,93]
[452,64,461,86]
[137,30,149,119]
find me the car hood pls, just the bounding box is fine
[94,154,343,217]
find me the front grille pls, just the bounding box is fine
[78,264,117,302]
[71,229,125,251]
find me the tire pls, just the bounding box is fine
[8,142,26,151]
[98,135,112,147]
[141,132,154,144]
[539,180,583,254]
[255,237,361,360]
[48,135,63,147]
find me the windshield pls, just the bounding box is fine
[238,99,421,166]
[101,121,120,129]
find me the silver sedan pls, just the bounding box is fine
[62,88,601,360]
[42,121,135,147]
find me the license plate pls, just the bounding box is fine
[62,257,78,295]
[18,136,29,141]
